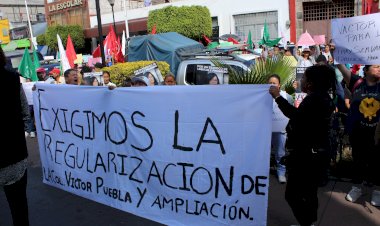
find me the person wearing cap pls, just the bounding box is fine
[132,75,150,87]
[337,64,380,207]
[295,47,316,67]
[36,67,48,81]
[49,68,65,84]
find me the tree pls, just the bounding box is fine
[147,6,212,40]
[45,25,85,50]
[37,34,46,45]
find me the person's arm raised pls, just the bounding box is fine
[337,64,352,85]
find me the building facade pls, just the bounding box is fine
[45,0,90,28]
[294,0,363,43]
[89,0,291,48]
[0,0,45,29]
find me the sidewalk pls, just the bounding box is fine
[1,138,379,226]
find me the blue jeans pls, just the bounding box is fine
[26,105,35,133]
[271,132,287,176]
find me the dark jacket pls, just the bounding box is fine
[276,92,335,153]
[0,68,28,168]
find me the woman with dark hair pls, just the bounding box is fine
[206,73,220,85]
[0,46,30,225]
[269,64,336,226]
[268,74,294,184]
[337,64,380,206]
[144,71,158,86]
[83,76,99,86]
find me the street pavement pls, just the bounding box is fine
[1,138,379,226]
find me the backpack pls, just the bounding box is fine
[351,77,364,93]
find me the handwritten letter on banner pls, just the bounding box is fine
[332,13,380,64]
[33,84,272,226]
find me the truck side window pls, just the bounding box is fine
[185,64,211,85]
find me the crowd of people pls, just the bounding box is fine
[265,41,380,226]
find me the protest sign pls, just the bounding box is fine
[33,84,272,226]
[295,67,307,93]
[83,72,103,85]
[313,35,326,45]
[134,62,164,85]
[87,57,102,67]
[294,67,307,108]
[332,13,380,64]
[195,65,229,84]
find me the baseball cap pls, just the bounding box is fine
[49,68,61,75]
[131,76,150,86]
[36,67,45,73]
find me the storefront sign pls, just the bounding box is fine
[48,0,84,12]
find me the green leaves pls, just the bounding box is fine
[147,6,212,40]
[45,25,85,50]
[212,56,296,93]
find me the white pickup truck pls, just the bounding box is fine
[175,55,255,85]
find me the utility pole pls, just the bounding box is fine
[95,0,106,66]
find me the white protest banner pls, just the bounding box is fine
[33,84,272,226]
[22,82,36,105]
[332,13,380,64]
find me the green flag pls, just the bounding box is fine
[18,48,38,81]
[259,22,282,47]
[247,30,253,49]
[32,46,41,70]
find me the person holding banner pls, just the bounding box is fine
[163,73,177,86]
[268,74,294,184]
[102,71,116,88]
[269,64,336,226]
[64,69,79,85]
[337,64,380,207]
[0,45,30,226]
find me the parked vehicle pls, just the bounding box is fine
[4,49,60,74]
[4,49,43,71]
[176,56,250,85]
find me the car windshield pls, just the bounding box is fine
[5,51,43,69]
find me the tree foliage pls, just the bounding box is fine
[45,25,85,50]
[104,61,170,87]
[147,6,212,40]
[37,34,46,45]
[212,56,296,94]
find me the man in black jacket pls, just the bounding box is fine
[0,45,30,225]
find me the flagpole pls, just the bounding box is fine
[24,0,36,49]
[123,0,129,39]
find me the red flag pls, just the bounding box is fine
[151,24,157,34]
[228,37,239,44]
[92,45,101,58]
[202,34,212,44]
[104,25,118,57]
[114,36,124,63]
[115,51,125,63]
[66,35,77,68]
[351,64,361,75]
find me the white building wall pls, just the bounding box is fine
[90,0,290,41]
